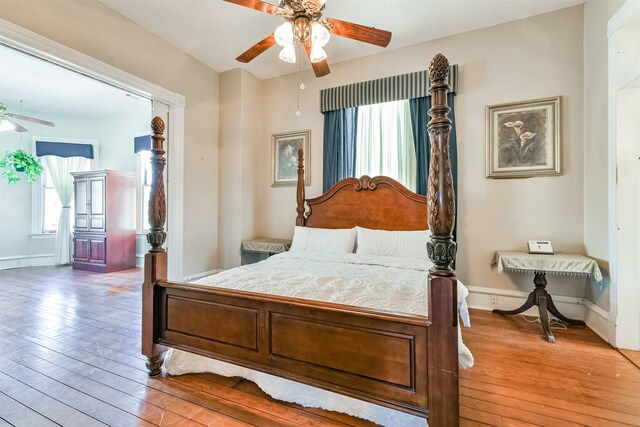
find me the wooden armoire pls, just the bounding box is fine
[72,170,136,273]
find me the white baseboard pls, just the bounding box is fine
[583,299,616,345]
[182,268,224,282]
[466,285,615,344]
[0,254,55,270]
[136,253,145,268]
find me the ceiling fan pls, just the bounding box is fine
[0,102,56,133]
[224,0,392,77]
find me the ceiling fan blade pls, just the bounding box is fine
[6,118,28,133]
[222,0,286,15]
[6,113,56,127]
[305,45,330,77]
[236,33,277,63]
[325,18,392,48]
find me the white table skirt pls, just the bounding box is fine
[492,250,603,282]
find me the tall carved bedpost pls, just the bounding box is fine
[142,116,168,377]
[426,54,459,426]
[296,148,306,226]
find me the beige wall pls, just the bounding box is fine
[0,0,220,276]
[255,6,587,296]
[583,0,624,311]
[218,68,262,269]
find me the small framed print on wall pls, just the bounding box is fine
[272,130,310,187]
[486,96,561,178]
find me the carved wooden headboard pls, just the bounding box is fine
[295,151,428,231]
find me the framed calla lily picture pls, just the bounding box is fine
[486,96,560,178]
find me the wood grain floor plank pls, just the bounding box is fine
[0,392,59,427]
[0,348,201,426]
[0,328,251,426]
[620,349,640,370]
[0,355,149,426]
[0,371,105,426]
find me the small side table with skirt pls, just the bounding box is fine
[491,250,603,343]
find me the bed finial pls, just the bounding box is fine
[296,148,306,226]
[428,53,449,82]
[426,53,455,276]
[147,116,167,253]
[425,53,459,426]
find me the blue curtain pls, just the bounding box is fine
[447,93,458,209]
[322,107,358,192]
[134,135,151,153]
[409,93,458,238]
[409,97,431,196]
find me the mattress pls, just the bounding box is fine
[164,251,474,427]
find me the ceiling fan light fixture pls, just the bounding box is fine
[279,44,297,63]
[0,120,16,132]
[310,21,330,47]
[309,45,327,63]
[275,21,294,47]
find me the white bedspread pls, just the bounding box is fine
[164,252,474,427]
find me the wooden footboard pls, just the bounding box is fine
[153,280,430,416]
[142,53,459,426]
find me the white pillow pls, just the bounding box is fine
[356,227,431,259]
[289,226,356,254]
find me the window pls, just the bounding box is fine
[31,137,97,236]
[355,100,417,191]
[138,150,152,232]
[41,165,62,233]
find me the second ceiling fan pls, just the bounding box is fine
[225,0,392,77]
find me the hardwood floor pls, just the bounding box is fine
[0,265,638,426]
[620,349,640,370]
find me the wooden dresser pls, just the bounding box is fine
[71,170,136,273]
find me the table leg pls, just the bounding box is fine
[537,293,556,343]
[492,291,535,316]
[546,295,586,326]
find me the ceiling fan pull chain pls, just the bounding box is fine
[296,44,302,117]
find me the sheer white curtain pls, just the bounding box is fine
[44,156,89,265]
[355,100,417,191]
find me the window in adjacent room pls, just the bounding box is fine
[138,149,152,232]
[41,165,62,233]
[31,138,96,236]
[355,99,417,192]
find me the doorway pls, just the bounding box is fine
[0,18,185,279]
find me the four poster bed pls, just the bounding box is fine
[142,54,461,426]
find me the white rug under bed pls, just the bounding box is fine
[164,252,474,427]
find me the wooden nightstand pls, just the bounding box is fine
[491,250,603,343]
[241,238,292,265]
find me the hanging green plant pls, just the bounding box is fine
[0,150,44,184]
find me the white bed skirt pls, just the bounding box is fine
[164,348,428,427]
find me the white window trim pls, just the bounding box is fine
[31,136,99,236]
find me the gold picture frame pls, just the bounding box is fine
[486,96,561,178]
[271,130,310,187]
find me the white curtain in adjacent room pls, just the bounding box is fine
[355,100,417,192]
[44,156,89,265]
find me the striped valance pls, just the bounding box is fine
[320,65,457,113]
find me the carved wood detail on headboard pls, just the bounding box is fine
[296,168,427,231]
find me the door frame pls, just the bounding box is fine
[0,18,185,279]
[607,0,640,350]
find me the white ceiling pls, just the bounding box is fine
[0,44,150,117]
[99,0,583,80]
